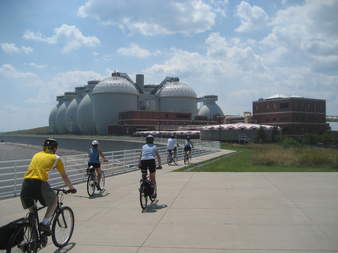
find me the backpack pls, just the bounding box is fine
[0,218,26,250]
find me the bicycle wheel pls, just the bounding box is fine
[51,206,74,248]
[99,171,105,191]
[86,174,96,197]
[139,183,147,210]
[9,223,38,253]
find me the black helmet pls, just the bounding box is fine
[43,138,58,152]
[186,135,191,141]
[146,134,154,144]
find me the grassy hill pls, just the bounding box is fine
[2,126,49,135]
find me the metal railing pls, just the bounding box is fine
[0,140,220,199]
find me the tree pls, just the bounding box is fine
[256,126,266,143]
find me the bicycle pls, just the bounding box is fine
[183,150,192,165]
[86,166,105,197]
[8,188,75,252]
[139,171,156,210]
[166,149,177,166]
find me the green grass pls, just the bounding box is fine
[176,143,338,172]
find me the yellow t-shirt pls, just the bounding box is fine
[24,151,65,182]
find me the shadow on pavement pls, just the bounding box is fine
[53,242,76,252]
[73,192,111,199]
[142,202,168,213]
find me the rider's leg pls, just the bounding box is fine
[43,198,57,223]
[96,167,102,187]
[150,171,157,196]
[41,182,57,224]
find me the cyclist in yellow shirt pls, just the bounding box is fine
[20,138,76,234]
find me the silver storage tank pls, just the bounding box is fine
[156,79,197,117]
[55,92,76,134]
[49,96,63,133]
[92,72,138,135]
[65,87,86,134]
[198,95,224,120]
[77,80,99,134]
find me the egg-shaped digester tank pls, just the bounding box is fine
[77,80,99,134]
[156,78,197,117]
[55,92,76,134]
[92,72,138,135]
[198,95,224,120]
[49,96,63,133]
[65,87,86,134]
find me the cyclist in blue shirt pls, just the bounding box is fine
[88,140,107,191]
[139,135,162,199]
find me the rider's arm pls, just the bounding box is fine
[59,170,75,190]
[99,150,108,162]
[155,150,162,167]
[55,157,75,190]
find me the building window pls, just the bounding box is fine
[280,103,289,109]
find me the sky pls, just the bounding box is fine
[0,0,337,132]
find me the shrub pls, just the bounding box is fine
[280,137,302,148]
[302,134,319,145]
[252,144,338,169]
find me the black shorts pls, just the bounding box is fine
[88,162,101,169]
[168,147,177,154]
[20,179,56,209]
[140,159,156,174]
[184,146,192,152]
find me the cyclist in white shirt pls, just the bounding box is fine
[167,134,178,161]
[140,135,162,198]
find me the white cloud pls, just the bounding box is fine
[117,43,159,58]
[261,0,338,72]
[235,1,269,33]
[25,62,47,69]
[0,64,37,79]
[0,43,33,54]
[25,70,103,105]
[23,24,100,53]
[0,105,49,131]
[78,0,217,35]
[145,24,338,115]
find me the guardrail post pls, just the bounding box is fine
[14,161,17,197]
[123,150,126,169]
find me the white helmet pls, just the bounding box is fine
[91,140,99,146]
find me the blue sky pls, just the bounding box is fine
[0,0,337,131]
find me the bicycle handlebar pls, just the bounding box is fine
[52,188,77,194]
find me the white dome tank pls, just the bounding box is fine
[198,95,224,120]
[156,78,197,117]
[77,80,99,134]
[49,96,63,133]
[92,72,138,135]
[65,87,86,134]
[55,92,76,134]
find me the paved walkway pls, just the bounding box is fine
[1,150,338,253]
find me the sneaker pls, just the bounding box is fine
[96,184,102,191]
[39,223,51,235]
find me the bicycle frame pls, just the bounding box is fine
[26,189,67,249]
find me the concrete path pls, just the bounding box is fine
[1,150,338,253]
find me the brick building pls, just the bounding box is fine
[110,110,214,134]
[252,97,329,135]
